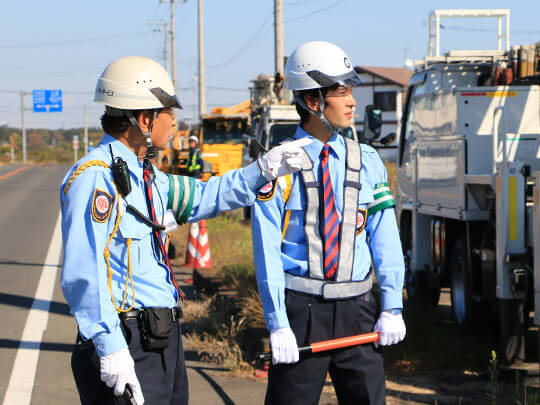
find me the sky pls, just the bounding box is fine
[0,0,539,130]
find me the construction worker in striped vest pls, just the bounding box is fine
[250,41,406,405]
[60,56,310,405]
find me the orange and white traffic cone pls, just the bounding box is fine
[193,219,212,269]
[184,221,199,267]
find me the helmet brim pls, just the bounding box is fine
[149,87,183,109]
[306,70,362,88]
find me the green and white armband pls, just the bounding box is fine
[367,182,395,216]
[167,174,196,224]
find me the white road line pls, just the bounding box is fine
[2,213,62,405]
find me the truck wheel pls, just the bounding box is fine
[499,298,525,365]
[449,238,473,327]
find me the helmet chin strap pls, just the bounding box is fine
[294,89,338,134]
[125,110,158,159]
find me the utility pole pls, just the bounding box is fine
[274,0,284,76]
[148,19,170,73]
[20,91,27,164]
[83,104,88,155]
[198,0,206,117]
[170,0,177,95]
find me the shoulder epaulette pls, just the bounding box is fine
[63,160,110,195]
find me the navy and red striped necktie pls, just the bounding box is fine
[320,144,340,280]
[142,159,182,296]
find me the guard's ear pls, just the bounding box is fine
[137,110,154,132]
[303,93,320,115]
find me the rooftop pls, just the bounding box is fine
[355,66,413,88]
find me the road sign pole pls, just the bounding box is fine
[84,104,88,155]
[20,91,27,165]
[73,135,79,163]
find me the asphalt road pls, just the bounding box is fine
[0,163,276,405]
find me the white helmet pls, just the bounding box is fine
[94,56,182,111]
[284,41,361,91]
[188,135,198,144]
[94,56,181,158]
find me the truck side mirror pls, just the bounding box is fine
[363,105,382,141]
[379,132,396,146]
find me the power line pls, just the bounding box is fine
[0,32,151,49]
[207,13,273,70]
[285,0,350,23]
[207,86,247,92]
[207,0,350,71]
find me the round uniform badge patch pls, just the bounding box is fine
[95,195,110,214]
[91,188,114,223]
[356,208,367,235]
[257,180,278,201]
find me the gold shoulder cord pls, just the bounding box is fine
[64,160,135,313]
[281,174,293,242]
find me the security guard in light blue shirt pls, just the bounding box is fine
[252,127,404,329]
[251,41,406,405]
[61,133,265,354]
[60,56,308,405]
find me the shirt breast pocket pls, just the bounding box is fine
[115,209,155,275]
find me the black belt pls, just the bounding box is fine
[119,307,181,323]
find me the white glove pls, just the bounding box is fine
[373,311,406,347]
[258,138,313,180]
[270,327,300,365]
[100,348,144,404]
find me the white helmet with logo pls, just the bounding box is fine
[95,56,181,111]
[284,42,360,133]
[94,56,182,158]
[284,41,361,91]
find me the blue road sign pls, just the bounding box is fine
[33,89,62,112]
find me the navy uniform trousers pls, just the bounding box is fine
[71,316,187,405]
[265,290,385,405]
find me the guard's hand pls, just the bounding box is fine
[258,138,312,181]
[100,348,144,405]
[270,327,299,365]
[373,311,406,347]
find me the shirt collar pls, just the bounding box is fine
[293,126,346,163]
[99,134,144,179]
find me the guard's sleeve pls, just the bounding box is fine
[167,161,267,223]
[60,168,126,356]
[250,183,290,331]
[364,152,405,311]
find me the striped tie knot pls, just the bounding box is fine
[321,144,331,159]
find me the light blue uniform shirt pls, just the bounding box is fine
[251,127,405,331]
[61,134,265,356]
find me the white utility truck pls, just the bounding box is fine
[396,9,540,366]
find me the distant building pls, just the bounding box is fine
[352,66,413,156]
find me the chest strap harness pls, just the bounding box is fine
[282,138,373,300]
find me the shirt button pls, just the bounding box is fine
[98,344,103,350]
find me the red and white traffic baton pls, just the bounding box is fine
[257,332,380,361]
